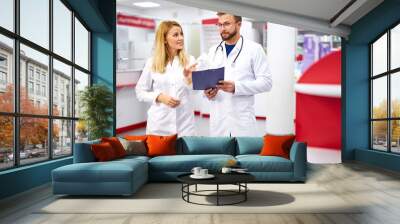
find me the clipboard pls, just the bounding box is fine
[192,67,225,90]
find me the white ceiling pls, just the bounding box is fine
[117,0,215,22]
[117,0,384,38]
[117,0,190,10]
[227,0,353,22]
[224,0,384,26]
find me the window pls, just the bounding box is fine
[28,81,34,94]
[74,69,89,142]
[28,67,34,80]
[0,55,7,67]
[0,71,6,85]
[0,116,13,170]
[35,70,41,81]
[20,44,50,117]
[35,84,40,95]
[53,119,72,158]
[20,117,49,165]
[0,1,91,170]
[75,18,89,70]
[54,88,58,105]
[371,22,400,154]
[53,59,72,117]
[372,34,387,77]
[42,85,46,97]
[0,54,7,87]
[0,35,13,112]
[20,0,49,49]
[53,0,72,60]
[391,24,400,70]
[74,69,89,118]
[0,0,14,32]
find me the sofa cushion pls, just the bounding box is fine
[148,154,235,172]
[73,139,100,163]
[236,155,293,172]
[101,137,127,158]
[115,155,150,164]
[236,137,263,155]
[177,137,235,155]
[124,135,147,141]
[91,142,118,161]
[260,134,295,159]
[147,134,177,157]
[119,138,147,156]
[52,159,147,183]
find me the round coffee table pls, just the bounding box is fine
[177,172,255,206]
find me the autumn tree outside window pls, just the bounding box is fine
[0,0,91,171]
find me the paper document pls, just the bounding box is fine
[192,67,225,90]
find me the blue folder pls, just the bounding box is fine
[192,67,225,90]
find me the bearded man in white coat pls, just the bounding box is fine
[204,12,272,137]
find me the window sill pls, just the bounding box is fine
[0,156,72,175]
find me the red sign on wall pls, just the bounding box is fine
[201,18,218,25]
[117,13,156,30]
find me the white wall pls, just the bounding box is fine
[265,23,296,135]
[116,86,149,128]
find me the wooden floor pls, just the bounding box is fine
[1,162,400,224]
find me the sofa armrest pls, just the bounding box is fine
[289,141,307,181]
[73,141,99,163]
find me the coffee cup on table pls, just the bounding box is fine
[200,169,208,176]
[222,167,232,173]
[191,167,202,176]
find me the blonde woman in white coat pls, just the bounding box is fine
[136,21,197,137]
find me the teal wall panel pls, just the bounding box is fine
[0,158,72,199]
[343,0,400,171]
[355,149,400,172]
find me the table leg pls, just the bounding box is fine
[195,184,197,192]
[181,184,183,199]
[187,184,190,202]
[217,184,219,206]
[245,183,247,201]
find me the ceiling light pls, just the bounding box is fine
[133,1,160,8]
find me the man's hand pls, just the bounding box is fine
[217,80,235,93]
[204,88,218,100]
[156,93,180,108]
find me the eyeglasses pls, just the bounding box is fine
[216,22,233,29]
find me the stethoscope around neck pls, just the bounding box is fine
[213,35,244,67]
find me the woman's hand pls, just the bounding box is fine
[156,93,180,108]
[183,63,197,85]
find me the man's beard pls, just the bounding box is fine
[221,29,237,41]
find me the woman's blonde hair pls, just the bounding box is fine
[152,20,188,73]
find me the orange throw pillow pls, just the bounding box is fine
[146,134,177,157]
[91,142,117,161]
[101,137,127,158]
[260,134,296,159]
[124,135,147,141]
